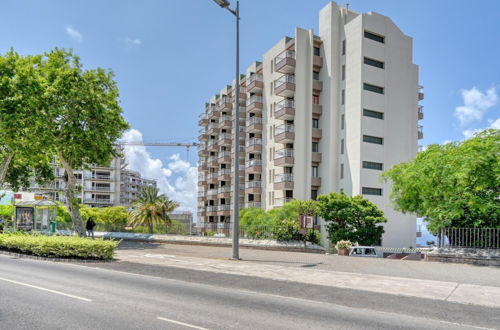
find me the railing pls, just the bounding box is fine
[231,164,246,172]
[218,169,231,176]
[275,124,294,135]
[247,74,263,84]
[207,156,217,162]
[87,175,111,180]
[218,133,230,141]
[207,189,218,196]
[273,197,293,207]
[245,201,262,208]
[245,181,262,189]
[208,139,218,146]
[418,125,423,134]
[246,137,262,147]
[85,198,112,204]
[207,173,218,179]
[274,148,294,159]
[439,228,500,249]
[274,50,295,64]
[90,186,113,192]
[207,123,218,130]
[246,117,262,126]
[217,186,231,194]
[245,159,262,167]
[275,74,295,89]
[218,151,231,159]
[275,99,295,111]
[217,205,231,211]
[231,145,246,153]
[246,95,263,107]
[274,173,293,183]
[206,206,217,212]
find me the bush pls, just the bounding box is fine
[0,232,118,260]
[131,220,188,235]
[305,229,321,245]
[272,218,304,241]
[335,240,352,250]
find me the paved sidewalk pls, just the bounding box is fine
[115,242,500,309]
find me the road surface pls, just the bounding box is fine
[0,254,498,330]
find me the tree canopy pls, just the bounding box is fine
[383,129,500,233]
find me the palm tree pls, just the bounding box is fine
[128,186,179,234]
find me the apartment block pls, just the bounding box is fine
[198,2,423,248]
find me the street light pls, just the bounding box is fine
[212,0,240,260]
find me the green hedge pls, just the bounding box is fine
[0,232,118,260]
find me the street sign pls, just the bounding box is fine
[299,215,314,229]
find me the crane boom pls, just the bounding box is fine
[118,142,199,147]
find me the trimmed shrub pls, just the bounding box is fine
[0,232,118,260]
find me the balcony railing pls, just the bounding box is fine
[218,169,231,176]
[85,198,112,204]
[245,181,262,189]
[218,186,231,194]
[245,137,262,147]
[274,148,294,159]
[274,74,295,89]
[206,206,217,212]
[218,151,231,159]
[207,189,218,196]
[207,173,218,179]
[273,197,293,207]
[86,175,111,180]
[275,99,295,112]
[89,186,113,192]
[274,173,293,183]
[217,205,231,211]
[246,117,262,127]
[207,156,217,162]
[245,159,262,167]
[275,123,294,135]
[218,133,231,141]
[208,139,218,146]
[245,201,262,208]
[246,95,263,107]
[247,74,263,84]
[274,50,295,64]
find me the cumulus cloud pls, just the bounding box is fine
[454,87,498,126]
[462,117,500,139]
[65,25,83,43]
[121,129,198,217]
[122,37,142,48]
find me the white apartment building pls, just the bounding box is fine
[198,2,423,248]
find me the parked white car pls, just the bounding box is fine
[349,246,381,258]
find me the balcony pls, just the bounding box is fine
[312,128,322,140]
[311,176,321,187]
[217,186,231,198]
[207,106,219,120]
[207,156,218,168]
[217,133,232,146]
[418,125,424,140]
[245,201,262,208]
[207,139,218,152]
[274,173,294,190]
[274,50,296,74]
[198,113,208,126]
[218,115,232,129]
[85,198,112,205]
[207,172,218,184]
[275,124,295,143]
[274,99,295,120]
[246,137,262,153]
[245,159,262,173]
[218,168,231,181]
[86,174,112,181]
[274,75,295,98]
[230,90,247,105]
[312,104,322,117]
[313,80,323,93]
[312,152,322,163]
[206,188,218,197]
[246,95,263,113]
[231,164,246,177]
[313,55,323,69]
[206,205,218,215]
[245,180,262,194]
[217,151,232,164]
[246,116,263,133]
[198,144,208,157]
[217,205,231,216]
[216,97,232,112]
[274,148,294,167]
[247,74,263,93]
[197,207,207,217]
[207,122,220,135]
[88,186,113,192]
[418,106,424,120]
[273,197,293,207]
[198,128,208,141]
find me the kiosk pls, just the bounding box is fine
[14,199,57,232]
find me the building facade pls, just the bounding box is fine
[197,2,423,248]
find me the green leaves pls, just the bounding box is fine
[383,129,500,233]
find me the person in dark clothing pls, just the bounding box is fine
[86,217,96,239]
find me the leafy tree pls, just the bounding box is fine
[37,48,129,236]
[316,192,386,246]
[0,50,54,190]
[128,186,179,234]
[383,129,500,233]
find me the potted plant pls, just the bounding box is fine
[335,240,352,256]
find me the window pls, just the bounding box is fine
[341,114,345,129]
[270,81,273,95]
[270,59,274,73]
[312,166,318,177]
[342,39,346,55]
[314,47,320,56]
[340,163,344,179]
[364,57,384,69]
[362,187,383,196]
[269,170,272,183]
[312,142,319,152]
[313,95,319,104]
[311,189,318,200]
[342,65,345,80]
[270,103,273,118]
[362,161,384,170]
[364,31,385,43]
[312,118,319,129]
[340,139,344,154]
[363,109,384,119]
[341,89,345,104]
[313,71,320,80]
[363,83,384,94]
[363,135,384,145]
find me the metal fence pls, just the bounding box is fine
[439,228,500,249]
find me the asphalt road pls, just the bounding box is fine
[0,254,498,330]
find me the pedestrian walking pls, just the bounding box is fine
[86,217,96,239]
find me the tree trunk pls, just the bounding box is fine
[148,222,153,234]
[0,154,14,186]
[57,151,86,237]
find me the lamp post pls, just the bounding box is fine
[212,0,240,260]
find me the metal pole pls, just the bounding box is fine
[232,0,240,260]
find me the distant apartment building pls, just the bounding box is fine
[31,158,157,207]
[197,2,423,248]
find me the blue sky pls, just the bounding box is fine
[2,0,499,212]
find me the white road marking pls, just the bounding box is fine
[157,317,210,330]
[0,276,92,302]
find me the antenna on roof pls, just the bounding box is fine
[346,3,349,10]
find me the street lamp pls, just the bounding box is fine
[212,0,240,260]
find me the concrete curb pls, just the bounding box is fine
[0,250,115,263]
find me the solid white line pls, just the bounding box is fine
[0,276,92,302]
[157,317,210,330]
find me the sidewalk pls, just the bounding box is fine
[115,242,500,309]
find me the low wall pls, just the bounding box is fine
[425,248,500,267]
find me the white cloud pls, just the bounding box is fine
[65,25,83,43]
[121,129,198,217]
[123,37,142,48]
[454,87,498,126]
[462,117,500,139]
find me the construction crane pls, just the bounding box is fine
[117,141,200,161]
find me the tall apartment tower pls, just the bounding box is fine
[197,2,423,248]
